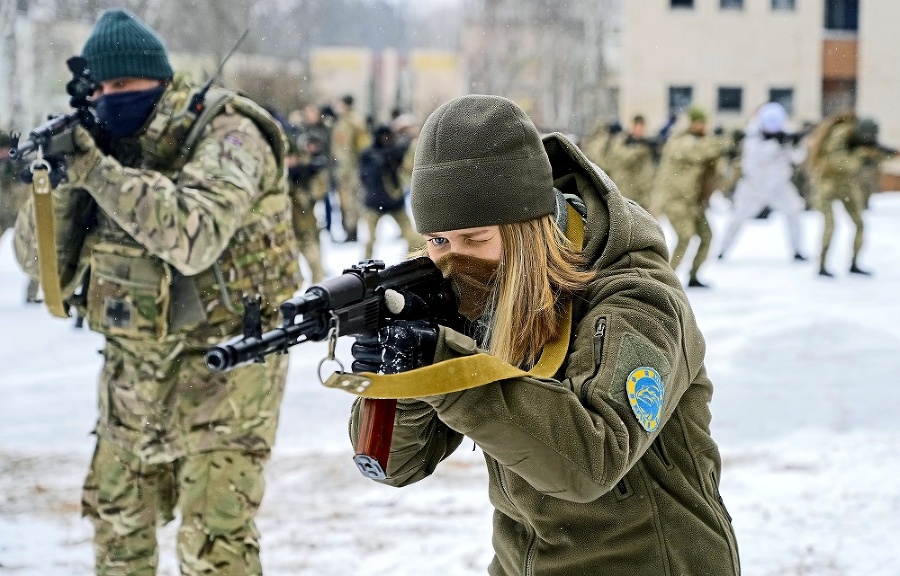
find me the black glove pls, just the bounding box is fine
[19,156,68,188]
[351,320,439,375]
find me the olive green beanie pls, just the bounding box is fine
[82,9,173,82]
[410,94,555,234]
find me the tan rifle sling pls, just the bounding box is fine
[30,165,68,318]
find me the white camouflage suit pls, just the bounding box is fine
[719,102,806,259]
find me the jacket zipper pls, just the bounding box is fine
[581,316,607,403]
[493,459,538,576]
[524,528,538,576]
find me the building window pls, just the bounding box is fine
[669,86,693,117]
[671,0,693,8]
[772,0,796,10]
[825,0,859,31]
[769,88,794,115]
[721,0,743,9]
[717,87,743,113]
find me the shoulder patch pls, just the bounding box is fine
[626,367,664,432]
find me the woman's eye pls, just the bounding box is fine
[427,237,448,247]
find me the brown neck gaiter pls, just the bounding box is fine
[435,253,499,321]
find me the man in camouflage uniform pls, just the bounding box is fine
[0,129,40,302]
[656,107,732,288]
[13,10,299,575]
[330,94,371,242]
[604,115,660,215]
[287,132,329,283]
[808,113,892,276]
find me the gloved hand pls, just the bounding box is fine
[64,125,104,187]
[351,320,439,375]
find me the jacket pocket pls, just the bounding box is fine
[86,242,171,339]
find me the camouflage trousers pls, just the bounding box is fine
[815,181,865,270]
[291,201,326,283]
[362,207,425,260]
[667,208,713,278]
[335,168,361,236]
[82,437,269,576]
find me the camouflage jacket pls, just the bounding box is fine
[331,110,371,173]
[351,134,740,576]
[605,134,657,208]
[14,76,300,460]
[655,130,731,213]
[810,121,875,203]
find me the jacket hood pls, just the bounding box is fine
[542,132,670,270]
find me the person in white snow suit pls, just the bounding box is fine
[718,102,808,262]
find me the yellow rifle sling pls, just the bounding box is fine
[31,168,69,318]
[324,204,586,398]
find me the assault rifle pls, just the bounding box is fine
[205,257,464,478]
[9,57,98,160]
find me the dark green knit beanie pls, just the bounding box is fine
[410,94,555,234]
[82,9,173,82]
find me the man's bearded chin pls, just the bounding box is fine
[434,253,499,321]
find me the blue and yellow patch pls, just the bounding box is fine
[626,367,664,432]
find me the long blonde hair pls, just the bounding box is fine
[485,214,595,368]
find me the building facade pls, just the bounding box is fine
[620,0,899,152]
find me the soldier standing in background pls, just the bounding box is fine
[0,129,40,302]
[287,133,329,283]
[718,102,808,262]
[358,125,423,259]
[331,95,371,242]
[394,113,419,193]
[808,112,892,277]
[14,10,299,575]
[656,107,733,288]
[604,115,660,215]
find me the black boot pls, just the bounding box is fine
[849,263,872,276]
[818,267,834,278]
[793,252,808,262]
[687,276,710,288]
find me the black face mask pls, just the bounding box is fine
[94,84,166,137]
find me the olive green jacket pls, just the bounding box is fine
[352,133,740,575]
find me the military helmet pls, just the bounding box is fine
[853,117,879,146]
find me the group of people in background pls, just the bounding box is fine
[270,94,424,284]
[3,94,894,302]
[579,102,895,287]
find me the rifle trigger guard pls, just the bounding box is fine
[317,312,345,384]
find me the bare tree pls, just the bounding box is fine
[461,0,617,134]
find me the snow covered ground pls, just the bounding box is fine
[2,194,899,575]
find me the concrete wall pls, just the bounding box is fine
[620,0,822,131]
[856,1,900,149]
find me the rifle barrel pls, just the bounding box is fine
[9,113,81,160]
[205,316,322,372]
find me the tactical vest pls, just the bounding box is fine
[79,76,299,343]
